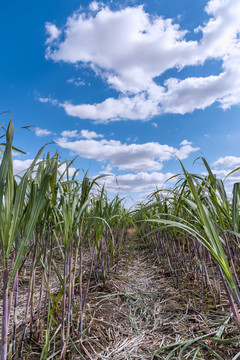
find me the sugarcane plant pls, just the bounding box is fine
[137,157,240,333]
[0,121,60,360]
[0,119,131,359]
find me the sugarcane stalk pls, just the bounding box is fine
[78,246,83,333]
[18,235,38,360]
[60,254,67,359]
[79,248,94,334]
[1,260,9,360]
[219,267,240,333]
[66,244,73,344]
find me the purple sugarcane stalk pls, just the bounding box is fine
[66,244,73,343]
[187,236,194,278]
[18,236,38,360]
[61,254,67,359]
[203,261,214,298]
[209,253,220,303]
[219,267,240,333]
[78,246,83,333]
[1,261,9,360]
[181,239,188,273]
[200,262,204,309]
[225,234,240,286]
[79,248,94,333]
[12,272,18,360]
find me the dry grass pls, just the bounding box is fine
[1,236,240,359]
[69,238,240,359]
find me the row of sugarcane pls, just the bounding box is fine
[0,121,129,360]
[132,157,240,334]
[140,226,239,307]
[3,119,240,358]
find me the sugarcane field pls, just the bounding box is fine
[1,121,240,359]
[2,0,240,358]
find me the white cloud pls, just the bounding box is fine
[199,154,240,189]
[13,159,34,175]
[180,139,192,146]
[34,127,52,137]
[213,155,240,168]
[98,171,176,193]
[67,77,86,86]
[159,73,232,114]
[61,129,103,139]
[44,0,240,122]
[38,97,58,106]
[61,130,79,138]
[175,142,198,160]
[202,168,240,188]
[46,5,194,86]
[80,129,103,139]
[56,136,199,172]
[38,97,51,103]
[45,22,61,44]
[61,94,160,123]
[89,1,100,11]
[12,159,76,178]
[12,150,24,157]
[58,163,77,177]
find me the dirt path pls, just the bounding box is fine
[82,238,238,359]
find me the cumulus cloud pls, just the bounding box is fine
[61,129,103,139]
[213,155,240,168]
[89,1,100,12]
[44,0,240,122]
[202,168,240,187]
[61,94,160,122]
[58,163,77,177]
[12,159,76,177]
[13,159,34,175]
[34,127,52,137]
[61,130,79,138]
[80,129,103,139]
[97,171,176,193]
[56,136,199,172]
[199,154,240,189]
[12,158,174,195]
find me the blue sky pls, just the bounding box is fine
[1,0,240,203]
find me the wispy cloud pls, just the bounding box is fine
[38,97,58,106]
[34,127,52,137]
[67,77,86,86]
[45,22,61,44]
